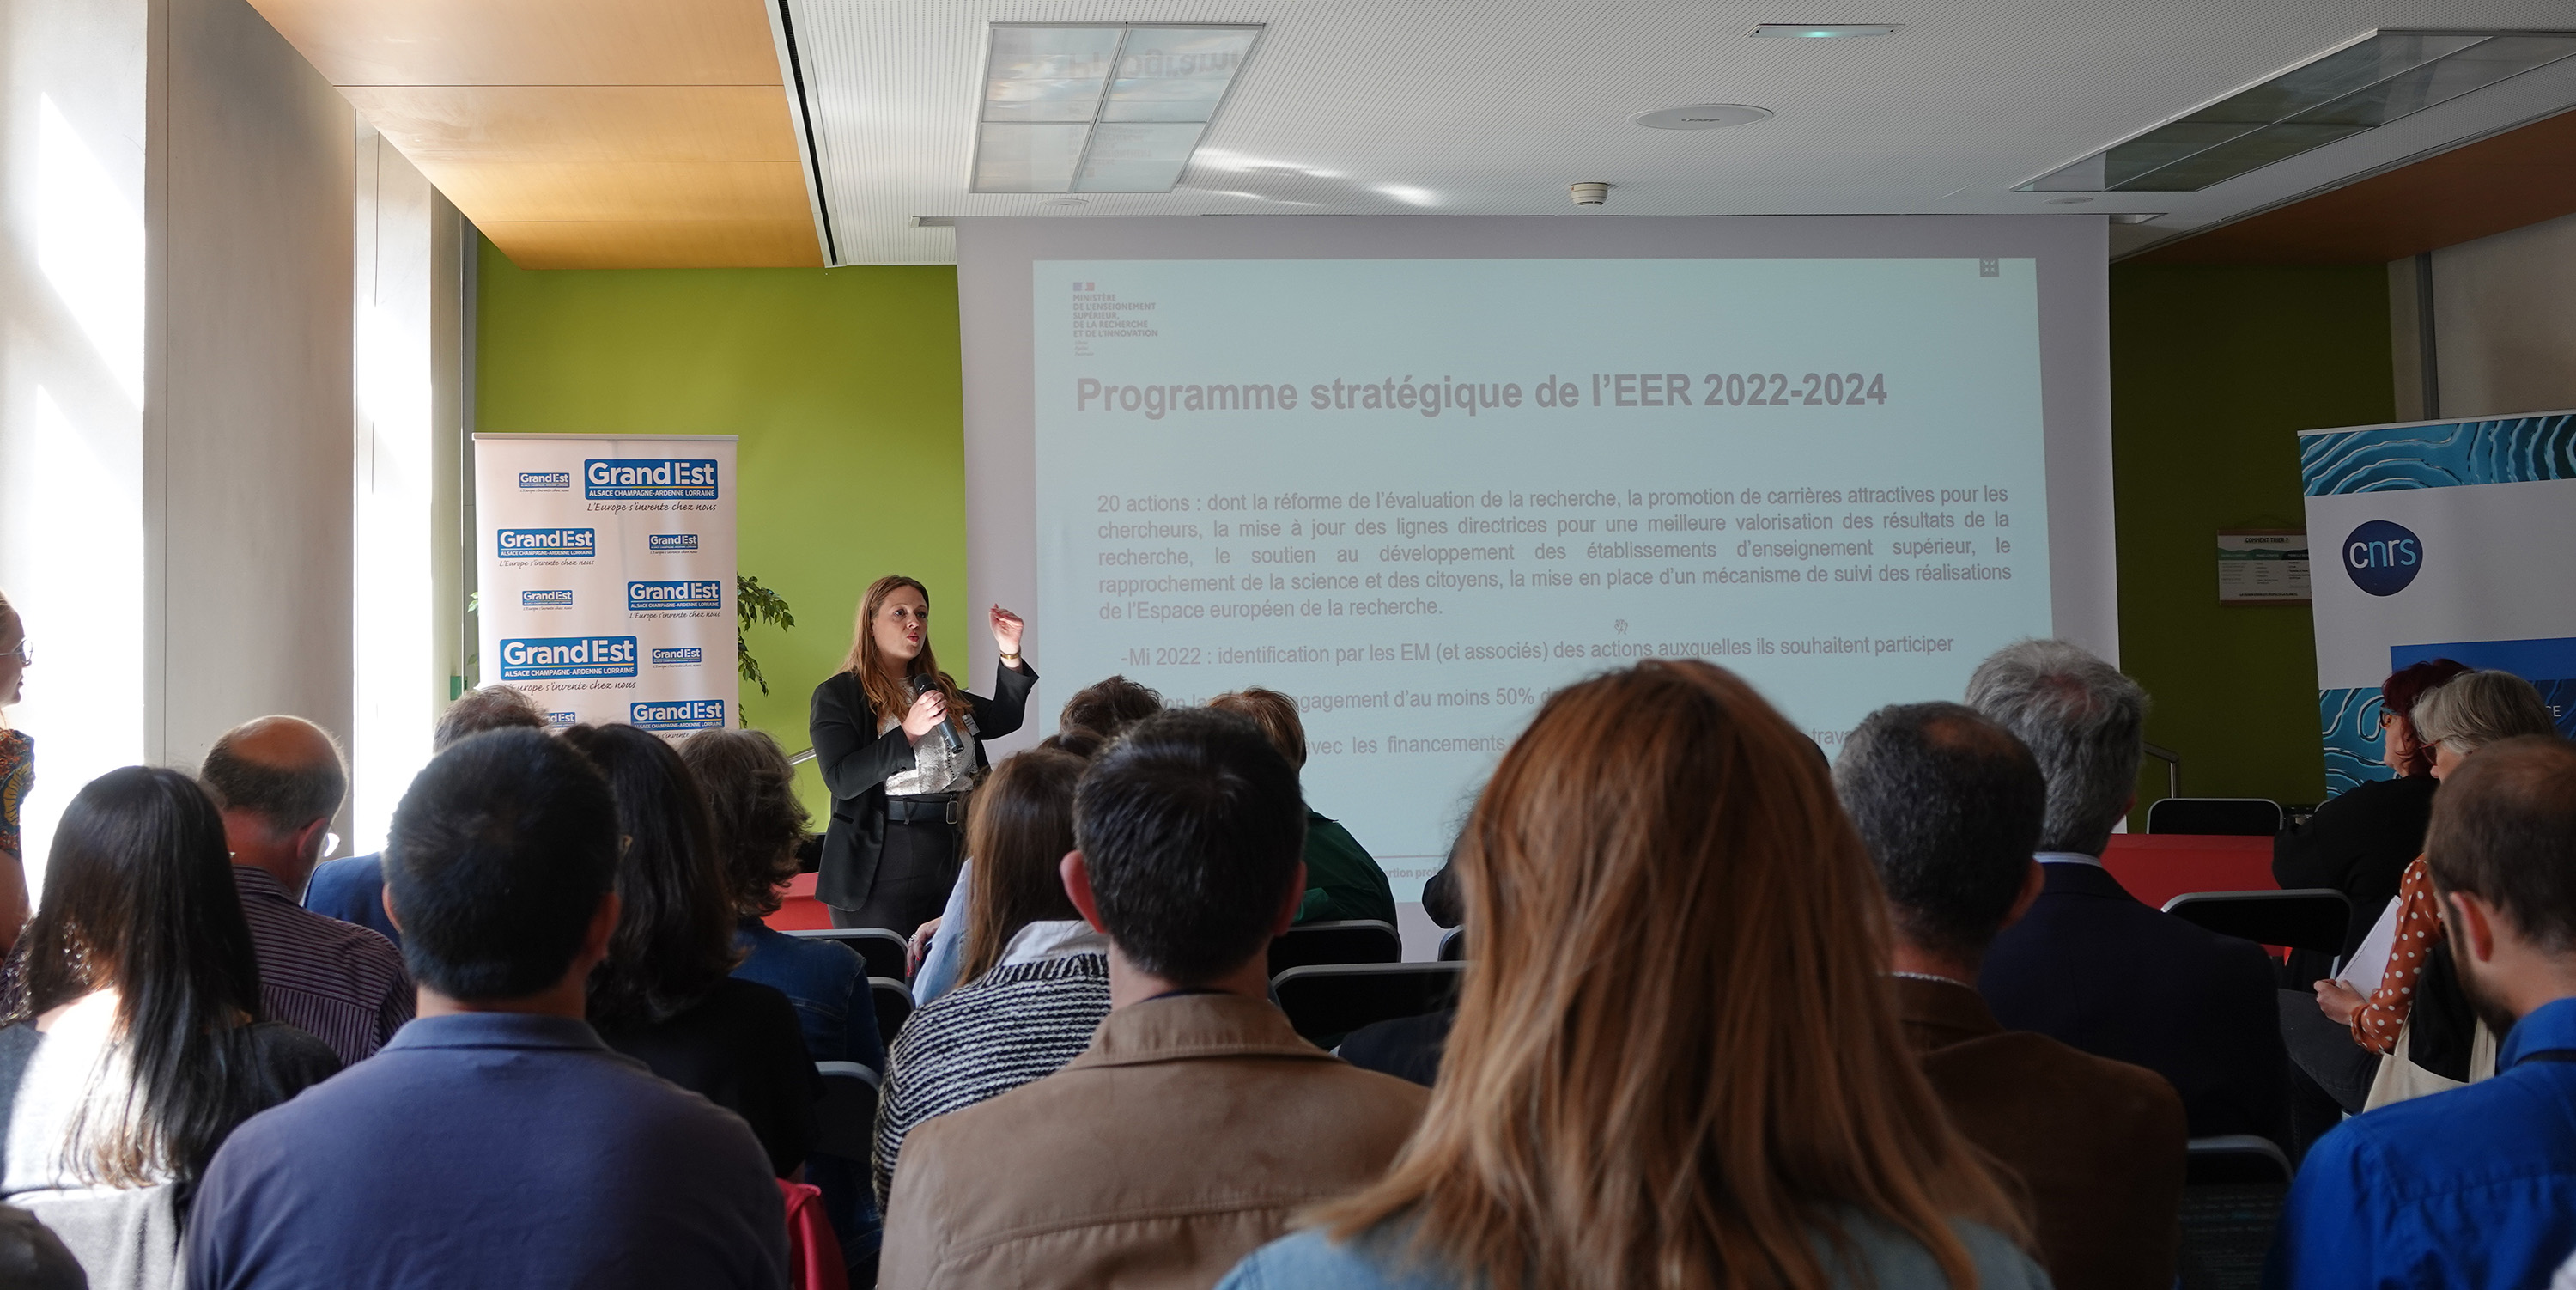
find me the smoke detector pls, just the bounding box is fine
[1570,181,1611,206]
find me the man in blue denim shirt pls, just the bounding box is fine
[2268,737,2576,1289]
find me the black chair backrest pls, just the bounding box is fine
[870,977,913,1048]
[1437,928,1466,962]
[787,927,909,981]
[2162,889,2352,956]
[1267,920,1402,977]
[2148,798,2285,836]
[812,1061,881,1160]
[1273,962,1465,1045]
[2177,1135,2293,1290]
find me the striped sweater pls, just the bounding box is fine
[872,951,1111,1206]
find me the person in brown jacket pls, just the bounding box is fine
[878,709,1429,1290]
[1835,700,2189,1290]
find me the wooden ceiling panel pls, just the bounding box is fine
[2130,109,2576,265]
[248,0,781,87]
[479,220,824,269]
[340,87,800,164]
[414,160,812,222]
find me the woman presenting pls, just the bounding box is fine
[810,575,1036,933]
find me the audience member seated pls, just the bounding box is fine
[200,717,412,1066]
[1334,1008,1453,1087]
[872,749,1106,1206]
[909,675,1163,1005]
[2273,660,2468,962]
[1221,661,2041,1290]
[1208,687,1396,927]
[0,589,31,955]
[303,685,546,948]
[683,726,881,1073]
[1838,700,2187,1290]
[2301,669,2560,1106]
[2268,737,2576,1288]
[0,1202,82,1290]
[562,723,817,1179]
[1,769,338,1277]
[186,729,785,1288]
[880,711,1429,1290]
[1969,639,2289,1143]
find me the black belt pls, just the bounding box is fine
[887,794,964,825]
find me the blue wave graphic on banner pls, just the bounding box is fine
[2301,414,2576,496]
[2320,686,2391,799]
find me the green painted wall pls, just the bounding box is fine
[475,241,2395,825]
[2109,263,2393,824]
[474,238,968,817]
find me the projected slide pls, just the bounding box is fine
[1030,256,2051,895]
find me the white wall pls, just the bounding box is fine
[2,0,357,880]
[2390,210,2576,422]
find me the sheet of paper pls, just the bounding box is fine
[2338,895,2402,996]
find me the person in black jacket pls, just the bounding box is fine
[809,575,1036,934]
[2272,658,2469,963]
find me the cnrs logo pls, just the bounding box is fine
[647,533,700,552]
[650,647,704,666]
[520,589,574,608]
[2342,520,2423,597]
[585,459,719,501]
[517,472,572,490]
[631,699,726,733]
[497,636,638,681]
[497,527,597,560]
[628,580,723,612]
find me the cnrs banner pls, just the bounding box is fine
[2302,412,2576,795]
[473,434,739,737]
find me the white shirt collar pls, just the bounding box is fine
[2034,850,2103,867]
[997,919,1112,967]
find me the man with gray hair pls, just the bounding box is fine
[1966,639,2289,1144]
[202,715,413,1065]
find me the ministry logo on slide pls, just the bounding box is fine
[497,527,597,561]
[647,533,701,552]
[631,699,726,733]
[520,589,574,608]
[629,580,723,612]
[651,647,704,666]
[516,471,572,490]
[498,636,638,681]
[585,459,719,501]
[2342,520,2423,597]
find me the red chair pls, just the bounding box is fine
[777,1177,848,1290]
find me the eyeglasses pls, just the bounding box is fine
[2,639,25,666]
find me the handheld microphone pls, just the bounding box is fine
[910,674,963,753]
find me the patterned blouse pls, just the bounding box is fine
[0,731,29,861]
[2353,856,2444,1054]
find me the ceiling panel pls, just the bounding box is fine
[413,160,813,222]
[780,0,2576,265]
[341,87,802,164]
[251,0,785,86]
[478,219,828,269]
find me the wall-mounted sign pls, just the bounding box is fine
[2219,529,2309,605]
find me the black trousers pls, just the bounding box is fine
[831,818,962,936]
[2279,988,2379,1114]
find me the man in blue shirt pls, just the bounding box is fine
[303,684,548,949]
[2269,735,2576,1289]
[189,728,787,1290]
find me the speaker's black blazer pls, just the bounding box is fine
[807,660,1036,910]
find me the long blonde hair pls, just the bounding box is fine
[840,575,966,737]
[1317,660,2024,1290]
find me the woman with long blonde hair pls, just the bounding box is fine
[1222,660,2042,1290]
[808,575,1036,933]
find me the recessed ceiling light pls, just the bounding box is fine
[1633,104,1774,131]
[2044,196,2093,204]
[2020,28,2576,193]
[1750,23,1899,38]
[971,23,1263,193]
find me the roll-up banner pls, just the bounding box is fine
[473,435,739,737]
[2301,412,2576,795]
